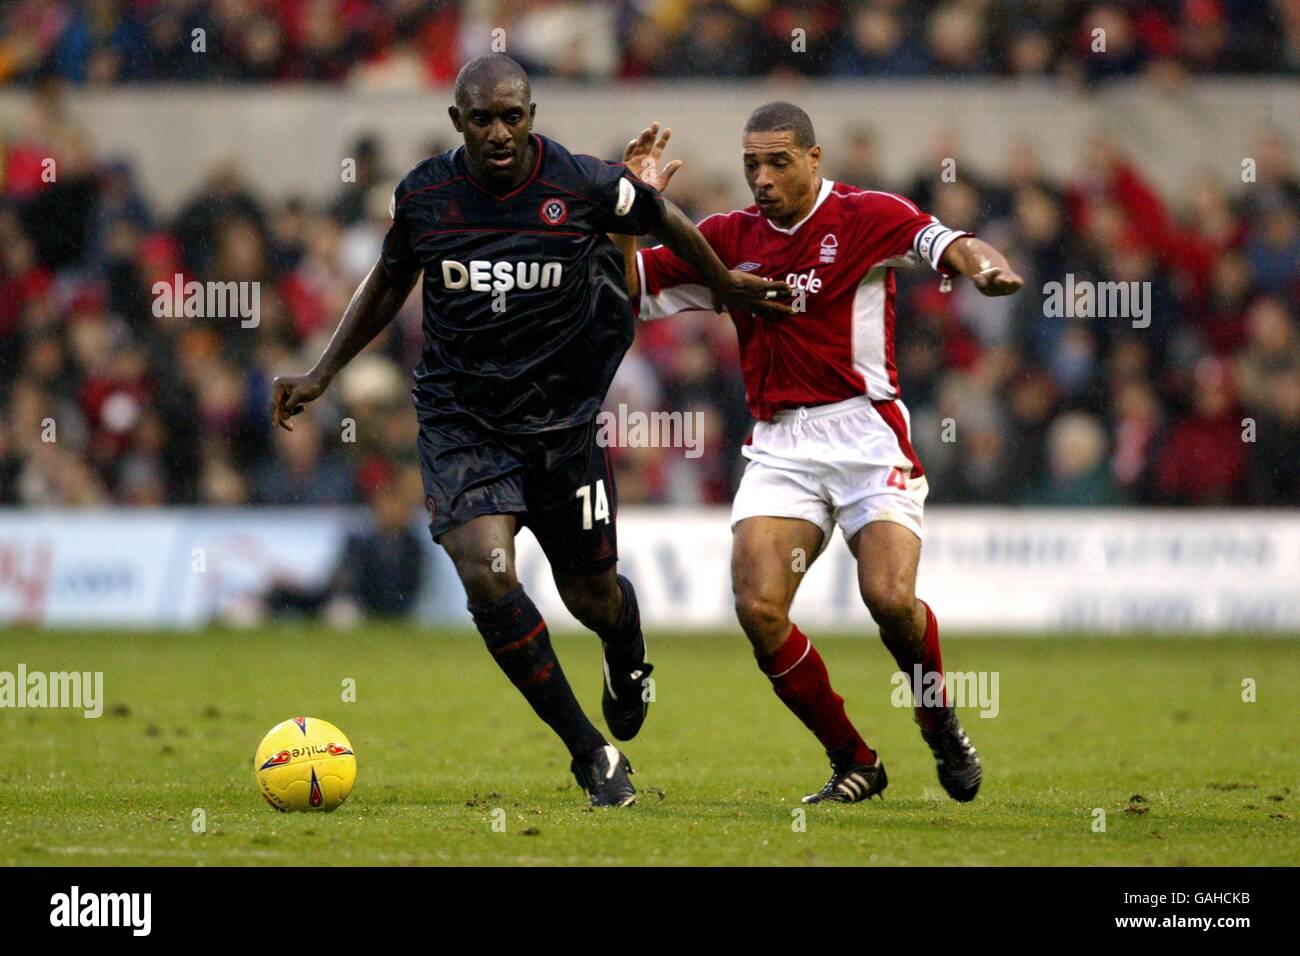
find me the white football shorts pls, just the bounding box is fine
[730,394,929,549]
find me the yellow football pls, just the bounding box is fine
[254,717,356,812]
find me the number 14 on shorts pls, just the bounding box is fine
[575,480,610,529]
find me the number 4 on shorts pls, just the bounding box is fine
[886,466,908,489]
[576,480,610,529]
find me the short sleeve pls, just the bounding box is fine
[583,159,666,235]
[380,187,421,282]
[636,214,729,320]
[856,192,970,277]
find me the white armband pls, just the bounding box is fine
[912,218,966,272]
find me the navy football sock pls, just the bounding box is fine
[470,585,606,759]
[597,574,645,670]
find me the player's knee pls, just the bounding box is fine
[733,590,789,646]
[861,577,914,627]
[448,549,518,605]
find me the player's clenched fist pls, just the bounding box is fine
[271,371,331,431]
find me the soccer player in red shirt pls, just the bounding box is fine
[615,106,1023,804]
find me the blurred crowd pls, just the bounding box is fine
[0,79,1298,512]
[1,0,1297,86]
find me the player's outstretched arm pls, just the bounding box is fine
[271,258,419,431]
[652,198,792,318]
[940,236,1024,296]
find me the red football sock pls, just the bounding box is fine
[884,599,948,733]
[758,624,876,766]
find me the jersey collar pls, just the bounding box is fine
[764,177,834,236]
[461,133,545,201]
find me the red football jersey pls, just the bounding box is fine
[637,179,968,420]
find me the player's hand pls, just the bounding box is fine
[713,270,793,319]
[623,122,682,194]
[271,371,331,431]
[971,265,1023,296]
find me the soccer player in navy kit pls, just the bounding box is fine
[271,56,790,806]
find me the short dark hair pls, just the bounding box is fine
[453,54,530,109]
[743,102,816,150]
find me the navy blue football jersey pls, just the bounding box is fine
[381,133,666,434]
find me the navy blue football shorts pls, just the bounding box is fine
[415,411,619,576]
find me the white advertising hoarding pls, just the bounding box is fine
[0,508,1296,632]
[519,508,1300,634]
[0,510,347,627]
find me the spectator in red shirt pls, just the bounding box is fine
[1155,357,1248,504]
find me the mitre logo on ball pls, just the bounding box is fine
[254,717,357,812]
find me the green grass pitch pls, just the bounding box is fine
[1,627,1296,866]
